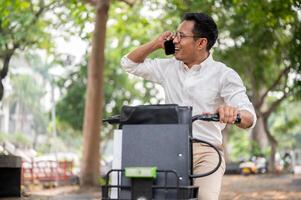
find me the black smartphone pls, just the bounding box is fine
[164,40,175,55]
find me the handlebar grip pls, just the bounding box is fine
[102,115,121,124]
[192,113,241,124]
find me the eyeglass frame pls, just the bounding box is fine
[174,31,203,41]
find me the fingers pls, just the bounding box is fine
[217,105,238,124]
[160,31,175,49]
[155,31,174,49]
[166,33,175,41]
[162,31,174,41]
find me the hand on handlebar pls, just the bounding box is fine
[192,113,241,124]
[216,105,239,124]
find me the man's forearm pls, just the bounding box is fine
[127,40,160,63]
[127,31,173,63]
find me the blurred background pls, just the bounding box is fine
[0,0,300,198]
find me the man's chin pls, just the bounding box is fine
[174,53,182,61]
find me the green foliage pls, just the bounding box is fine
[7,74,48,135]
[56,60,87,131]
[0,132,31,148]
[9,75,44,106]
[228,127,250,161]
[55,0,95,40]
[250,141,266,157]
[0,0,54,57]
[163,0,301,160]
[0,132,8,143]
[270,101,301,150]
[53,1,301,161]
[2,0,299,159]
[0,0,93,57]
[55,1,169,132]
[10,132,32,147]
[228,128,271,161]
[0,0,87,102]
[99,176,106,186]
[213,1,301,93]
[55,121,83,151]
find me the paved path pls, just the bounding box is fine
[0,186,100,200]
[0,195,99,200]
[1,174,300,200]
[221,174,301,200]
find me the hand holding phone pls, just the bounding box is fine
[164,40,175,55]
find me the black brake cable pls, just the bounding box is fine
[190,113,241,178]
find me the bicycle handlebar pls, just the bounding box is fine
[192,113,241,124]
[102,115,120,124]
[103,113,241,124]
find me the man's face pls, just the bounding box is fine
[173,20,202,66]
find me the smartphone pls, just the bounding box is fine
[164,40,175,55]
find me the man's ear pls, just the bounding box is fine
[197,38,207,50]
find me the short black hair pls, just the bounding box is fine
[182,12,218,51]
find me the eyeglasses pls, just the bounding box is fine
[174,32,201,41]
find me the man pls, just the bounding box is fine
[120,12,256,199]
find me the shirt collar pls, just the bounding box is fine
[182,54,213,72]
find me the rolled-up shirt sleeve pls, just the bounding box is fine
[120,55,165,84]
[220,69,257,129]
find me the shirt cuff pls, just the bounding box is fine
[238,107,257,129]
[121,55,139,68]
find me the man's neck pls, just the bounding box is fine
[185,51,209,68]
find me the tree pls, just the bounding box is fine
[215,0,301,170]
[54,0,301,175]
[0,0,90,101]
[80,0,144,187]
[80,0,110,186]
[270,101,301,150]
[56,0,170,133]
[56,60,87,131]
[5,73,48,146]
[0,0,63,100]
[24,52,66,148]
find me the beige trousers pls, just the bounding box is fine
[193,143,226,200]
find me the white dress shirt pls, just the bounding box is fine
[121,54,256,146]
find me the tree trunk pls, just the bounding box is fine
[251,111,276,172]
[80,0,110,187]
[0,54,13,101]
[251,114,269,150]
[269,140,277,173]
[263,116,278,173]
